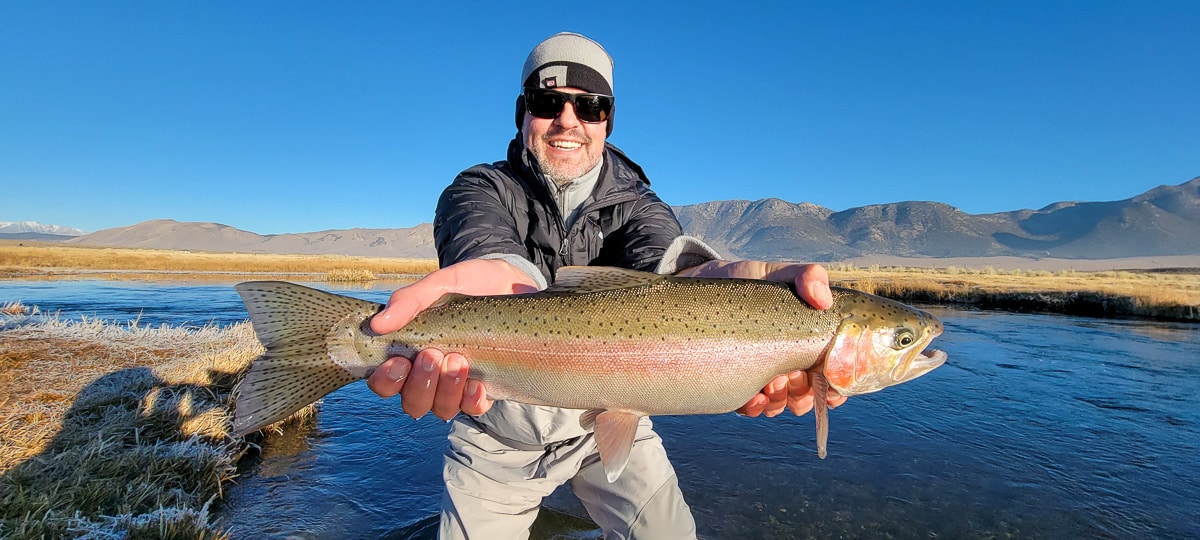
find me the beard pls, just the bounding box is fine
[530,128,601,187]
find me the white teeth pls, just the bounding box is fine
[550,141,582,150]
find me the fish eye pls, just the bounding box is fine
[894,329,916,349]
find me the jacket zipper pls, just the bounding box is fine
[559,191,639,258]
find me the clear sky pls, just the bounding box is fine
[2,1,1197,235]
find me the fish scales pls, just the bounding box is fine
[381,278,842,413]
[234,265,947,480]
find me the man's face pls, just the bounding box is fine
[523,87,608,186]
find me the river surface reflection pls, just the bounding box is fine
[2,280,1197,539]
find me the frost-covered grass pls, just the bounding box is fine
[0,312,285,538]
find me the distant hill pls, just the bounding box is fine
[62,176,1200,262]
[66,220,437,258]
[0,221,84,242]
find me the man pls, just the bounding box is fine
[366,32,844,539]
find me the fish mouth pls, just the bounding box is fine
[891,346,948,385]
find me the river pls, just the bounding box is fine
[1,279,1197,539]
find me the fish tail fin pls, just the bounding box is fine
[233,281,381,436]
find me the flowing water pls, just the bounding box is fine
[2,280,1197,539]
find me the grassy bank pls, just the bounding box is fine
[0,241,438,280]
[0,314,273,538]
[828,264,1200,322]
[2,241,1198,320]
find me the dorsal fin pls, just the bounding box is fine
[548,266,666,294]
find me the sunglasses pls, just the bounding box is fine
[524,88,614,123]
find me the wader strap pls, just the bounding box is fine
[476,419,583,454]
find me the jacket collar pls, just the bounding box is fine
[507,137,651,204]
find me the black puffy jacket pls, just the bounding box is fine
[433,138,682,282]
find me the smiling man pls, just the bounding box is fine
[367,32,841,539]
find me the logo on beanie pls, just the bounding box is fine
[537,66,568,89]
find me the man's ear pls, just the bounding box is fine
[514,94,525,132]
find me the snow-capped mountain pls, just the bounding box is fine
[0,221,85,236]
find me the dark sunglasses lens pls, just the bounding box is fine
[572,94,612,123]
[525,90,612,123]
[525,91,564,119]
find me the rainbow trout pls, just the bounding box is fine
[234,266,946,481]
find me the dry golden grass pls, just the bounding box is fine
[0,313,322,538]
[3,240,1197,319]
[325,267,378,282]
[0,241,437,279]
[830,264,1200,320]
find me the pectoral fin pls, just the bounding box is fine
[582,409,643,483]
[811,370,830,459]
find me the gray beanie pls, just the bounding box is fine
[516,32,616,134]
[521,32,614,96]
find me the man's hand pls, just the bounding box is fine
[365,258,540,420]
[677,260,848,417]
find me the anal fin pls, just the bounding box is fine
[587,409,643,483]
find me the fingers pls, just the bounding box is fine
[370,274,451,334]
[676,260,832,311]
[400,348,446,419]
[735,375,787,417]
[762,375,789,417]
[366,357,412,398]
[794,264,832,310]
[735,393,769,417]
[370,259,542,334]
[826,389,848,409]
[461,380,494,416]
[431,352,469,420]
[785,370,815,416]
[736,370,849,419]
[366,350,492,420]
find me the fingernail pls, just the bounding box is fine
[810,283,832,307]
[465,380,479,397]
[770,379,786,393]
[422,355,437,372]
[387,361,410,382]
[445,355,461,373]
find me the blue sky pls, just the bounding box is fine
[2,1,1197,235]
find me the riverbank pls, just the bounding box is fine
[4,242,1198,322]
[829,263,1200,322]
[0,241,438,281]
[0,311,322,538]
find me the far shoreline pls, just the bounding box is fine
[2,242,1198,323]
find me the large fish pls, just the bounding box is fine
[234,266,946,481]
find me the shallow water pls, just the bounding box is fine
[2,280,1197,539]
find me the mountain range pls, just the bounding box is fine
[9,176,1199,262]
[679,176,1200,260]
[0,221,86,242]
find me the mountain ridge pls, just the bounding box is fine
[50,176,1200,262]
[0,221,85,237]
